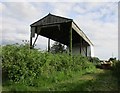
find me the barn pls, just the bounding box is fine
[30,13,94,57]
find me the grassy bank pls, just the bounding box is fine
[2,44,96,91]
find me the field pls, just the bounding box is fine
[1,44,120,92]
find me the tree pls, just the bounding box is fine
[50,42,66,53]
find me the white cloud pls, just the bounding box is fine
[1,2,46,45]
[49,2,76,17]
[73,5,87,14]
[2,2,41,21]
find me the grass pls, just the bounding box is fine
[47,69,118,91]
[2,69,119,91]
[0,85,2,92]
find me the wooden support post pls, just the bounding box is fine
[32,34,39,48]
[30,32,33,49]
[86,46,87,57]
[81,40,86,56]
[69,25,72,55]
[48,38,50,52]
[80,38,82,54]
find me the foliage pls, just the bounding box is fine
[50,41,66,53]
[2,44,96,89]
[109,57,117,66]
[87,57,100,65]
[112,60,120,88]
[109,57,116,61]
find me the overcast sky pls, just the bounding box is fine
[1,1,119,60]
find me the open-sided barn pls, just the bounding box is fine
[30,13,94,57]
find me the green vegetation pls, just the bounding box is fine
[2,44,95,91]
[112,59,120,89]
[50,41,66,53]
[87,57,100,66]
[49,69,118,91]
[1,44,119,91]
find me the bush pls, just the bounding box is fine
[2,44,96,87]
[87,57,100,65]
[112,60,120,87]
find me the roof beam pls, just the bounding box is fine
[72,22,93,46]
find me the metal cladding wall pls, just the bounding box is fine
[90,45,94,57]
[72,43,93,57]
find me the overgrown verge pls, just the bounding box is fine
[1,44,96,91]
[112,59,120,90]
